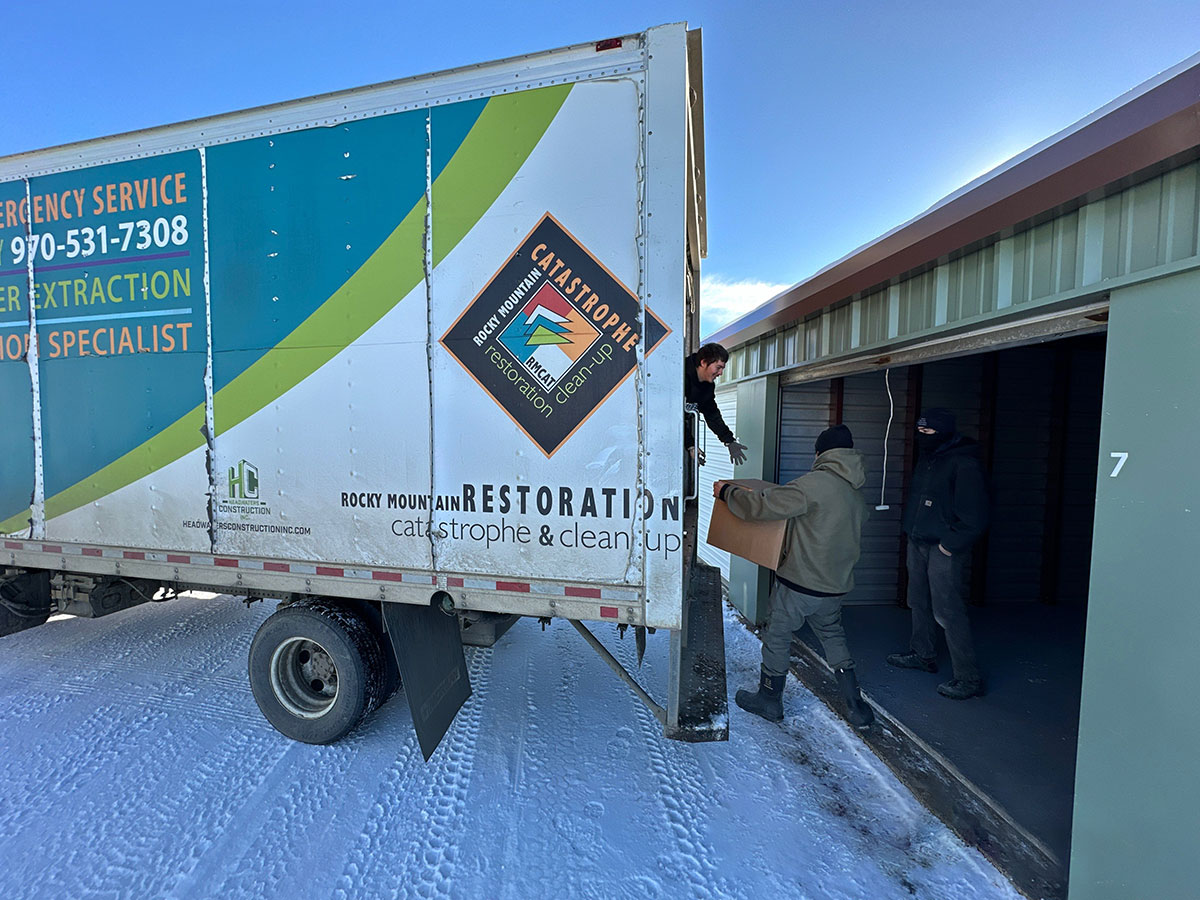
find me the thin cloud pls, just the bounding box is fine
[699,274,792,340]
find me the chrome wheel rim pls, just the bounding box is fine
[269,636,339,719]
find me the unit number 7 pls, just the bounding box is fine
[1109,452,1129,477]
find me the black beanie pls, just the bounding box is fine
[815,424,853,454]
[917,408,956,434]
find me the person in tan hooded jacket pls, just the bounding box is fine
[714,424,873,728]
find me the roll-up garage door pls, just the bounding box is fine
[779,373,913,604]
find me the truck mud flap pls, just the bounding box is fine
[381,600,472,761]
[666,559,729,741]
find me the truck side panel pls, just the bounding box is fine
[1,153,211,550]
[207,105,432,565]
[431,81,658,588]
[0,221,35,529]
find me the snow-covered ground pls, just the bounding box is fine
[0,594,1022,899]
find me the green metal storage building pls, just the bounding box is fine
[700,51,1200,900]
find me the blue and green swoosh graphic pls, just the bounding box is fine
[0,84,571,533]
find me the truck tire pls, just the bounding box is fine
[248,599,387,744]
[0,602,51,638]
[0,572,53,638]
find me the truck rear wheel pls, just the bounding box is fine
[248,599,387,744]
[0,572,53,638]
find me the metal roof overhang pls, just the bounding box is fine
[708,52,1200,349]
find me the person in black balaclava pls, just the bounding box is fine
[887,408,990,699]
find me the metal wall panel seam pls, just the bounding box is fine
[424,109,438,573]
[626,49,648,588]
[24,178,45,539]
[199,147,218,553]
[934,266,950,326]
[887,285,901,339]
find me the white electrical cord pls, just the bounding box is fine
[877,368,893,510]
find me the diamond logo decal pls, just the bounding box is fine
[441,213,668,456]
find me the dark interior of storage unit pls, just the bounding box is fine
[779,333,1105,884]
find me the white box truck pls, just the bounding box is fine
[0,24,723,758]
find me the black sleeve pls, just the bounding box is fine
[697,394,735,445]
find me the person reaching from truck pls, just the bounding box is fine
[714,424,874,728]
[685,343,748,467]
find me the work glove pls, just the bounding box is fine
[726,441,748,466]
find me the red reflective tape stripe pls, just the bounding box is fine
[496,581,530,593]
[167,554,190,564]
[565,586,602,599]
[215,558,239,568]
[600,606,619,619]
[41,544,62,553]
[316,566,343,577]
[123,551,145,560]
[4,541,23,550]
[83,548,103,557]
[447,577,464,588]
[372,571,404,582]
[263,562,289,572]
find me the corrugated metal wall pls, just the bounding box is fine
[723,159,1200,382]
[696,387,737,579]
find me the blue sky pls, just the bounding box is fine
[6,0,1199,334]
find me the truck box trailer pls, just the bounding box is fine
[0,24,724,757]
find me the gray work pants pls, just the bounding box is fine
[906,540,980,682]
[761,581,853,677]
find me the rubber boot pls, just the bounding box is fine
[835,667,875,729]
[885,650,937,673]
[735,667,785,722]
[937,678,984,700]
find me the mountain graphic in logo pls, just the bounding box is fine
[441,213,669,456]
[498,283,601,389]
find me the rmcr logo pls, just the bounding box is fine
[228,460,260,500]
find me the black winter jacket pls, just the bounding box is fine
[684,353,735,449]
[901,435,990,554]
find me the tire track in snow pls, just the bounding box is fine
[492,628,551,899]
[333,646,490,899]
[60,726,285,900]
[612,632,733,900]
[0,696,285,900]
[0,596,289,899]
[186,738,365,900]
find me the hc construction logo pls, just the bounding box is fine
[441,213,668,456]
[228,459,260,500]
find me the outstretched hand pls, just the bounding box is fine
[726,441,748,465]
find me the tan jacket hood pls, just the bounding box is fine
[814,448,867,491]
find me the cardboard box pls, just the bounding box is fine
[706,479,786,570]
